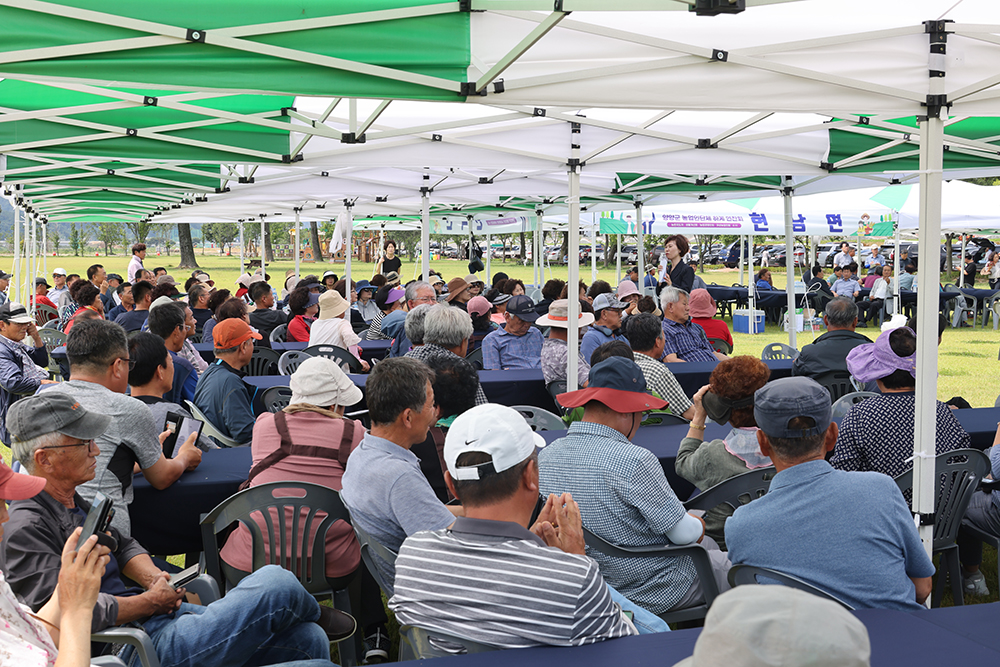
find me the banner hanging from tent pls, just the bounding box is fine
[600,210,895,237]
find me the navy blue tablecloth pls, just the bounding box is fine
[706,285,747,303]
[192,339,391,364]
[245,368,557,413]
[953,407,1000,450]
[131,447,252,555]
[666,359,795,396]
[912,602,1000,653]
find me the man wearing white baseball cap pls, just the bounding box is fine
[390,403,667,648]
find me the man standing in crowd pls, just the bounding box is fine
[833,242,854,268]
[726,377,934,610]
[44,319,201,535]
[540,357,731,617]
[660,287,726,363]
[482,294,543,370]
[193,318,260,446]
[127,242,146,285]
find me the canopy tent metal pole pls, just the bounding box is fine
[782,178,796,349]
[591,212,597,283]
[294,208,301,281]
[41,221,47,281]
[913,111,945,556]
[239,221,245,273]
[894,218,901,313]
[260,217,266,274]
[420,188,431,282]
[566,163,582,392]
[534,210,543,287]
[738,235,745,286]
[486,229,492,281]
[28,213,36,316]
[345,205,353,301]
[746,235,755,330]
[616,233,622,284]
[12,207,21,305]
[958,234,965,288]
[467,215,474,278]
[635,197,644,287]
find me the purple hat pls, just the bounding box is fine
[846,327,916,383]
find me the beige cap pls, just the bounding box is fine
[317,289,350,320]
[290,356,363,408]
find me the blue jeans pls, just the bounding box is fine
[137,565,332,667]
[607,584,670,634]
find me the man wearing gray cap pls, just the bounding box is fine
[725,376,935,611]
[1,393,356,667]
[481,294,543,370]
[580,292,629,365]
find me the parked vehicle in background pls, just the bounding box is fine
[616,245,638,263]
[769,244,807,268]
[816,242,842,268]
[723,240,752,268]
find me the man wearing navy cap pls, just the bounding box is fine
[539,357,731,617]
[482,294,543,370]
[580,293,629,365]
[725,376,934,611]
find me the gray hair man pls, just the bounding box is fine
[725,376,934,611]
[404,280,437,310]
[341,358,463,592]
[405,306,487,405]
[791,297,871,381]
[660,287,726,363]
[390,403,665,646]
[43,319,201,535]
[1,395,354,666]
[404,303,434,348]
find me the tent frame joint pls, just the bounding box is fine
[142,96,158,107]
[185,28,206,43]
[341,132,367,144]
[917,512,936,526]
[281,153,304,164]
[238,176,255,184]
[459,82,488,97]
[696,138,717,149]
[711,48,728,63]
[921,94,951,120]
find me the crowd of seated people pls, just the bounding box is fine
[4,245,996,667]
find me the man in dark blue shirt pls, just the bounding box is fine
[114,280,153,332]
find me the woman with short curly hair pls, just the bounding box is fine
[675,356,772,550]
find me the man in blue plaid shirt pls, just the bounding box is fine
[482,295,543,370]
[660,287,727,363]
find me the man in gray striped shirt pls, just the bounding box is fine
[390,404,665,649]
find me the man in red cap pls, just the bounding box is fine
[539,357,731,616]
[192,318,262,445]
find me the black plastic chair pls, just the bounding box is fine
[277,349,312,375]
[812,370,855,402]
[707,337,733,355]
[894,448,990,607]
[728,565,855,610]
[960,478,1000,601]
[201,481,358,665]
[683,466,776,513]
[260,385,293,413]
[582,527,721,624]
[302,344,363,373]
[245,347,280,376]
[546,380,568,415]
[465,346,484,370]
[760,342,799,360]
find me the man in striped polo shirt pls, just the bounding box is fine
[389,404,666,648]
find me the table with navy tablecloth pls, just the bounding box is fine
[666,358,795,396]
[49,339,392,365]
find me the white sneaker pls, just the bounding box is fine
[963,571,989,597]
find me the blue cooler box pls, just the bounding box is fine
[733,308,764,334]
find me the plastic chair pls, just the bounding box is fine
[683,466,776,513]
[245,347,280,376]
[35,303,58,325]
[40,318,61,330]
[184,400,245,448]
[812,370,855,402]
[582,527,721,624]
[302,345,363,373]
[950,294,977,328]
[830,391,878,421]
[201,481,359,665]
[465,346,483,371]
[707,337,733,355]
[349,509,398,598]
[728,565,855,610]
[986,296,1000,330]
[269,323,288,343]
[528,288,542,303]
[546,380,568,414]
[960,478,1000,601]
[260,385,293,413]
[398,625,497,660]
[510,405,566,432]
[760,342,799,360]
[277,350,313,376]
[92,657,128,667]
[641,411,689,426]
[188,332,203,344]
[894,448,991,607]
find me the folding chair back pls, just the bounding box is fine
[302,344,363,373]
[277,350,313,375]
[398,625,497,660]
[465,346,484,370]
[269,323,288,343]
[260,385,293,413]
[245,347,280,376]
[760,342,799,360]
[728,565,855,610]
[830,391,878,421]
[348,509,398,598]
[707,337,733,355]
[812,370,855,402]
[184,400,244,448]
[683,466,776,513]
[510,405,566,432]
[35,303,58,325]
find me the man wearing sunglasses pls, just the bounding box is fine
[42,319,201,536]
